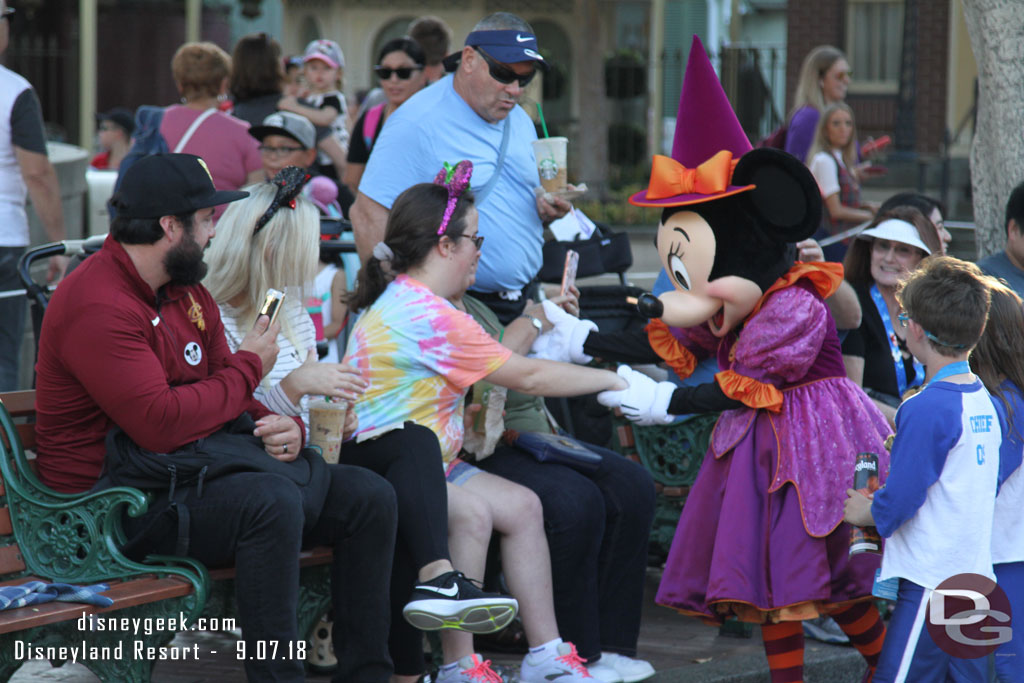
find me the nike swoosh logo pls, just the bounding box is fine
[545,673,572,680]
[516,34,531,42]
[416,584,460,597]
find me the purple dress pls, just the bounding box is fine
[655,271,892,623]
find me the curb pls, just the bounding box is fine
[651,643,866,682]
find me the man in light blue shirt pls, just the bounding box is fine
[978,180,1024,298]
[350,12,570,323]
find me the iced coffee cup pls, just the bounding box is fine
[307,399,346,464]
[532,137,568,193]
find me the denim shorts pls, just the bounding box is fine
[445,457,484,487]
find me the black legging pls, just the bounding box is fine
[337,422,450,570]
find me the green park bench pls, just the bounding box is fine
[0,390,333,681]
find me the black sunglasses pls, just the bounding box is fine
[374,65,423,80]
[465,234,485,249]
[473,47,536,88]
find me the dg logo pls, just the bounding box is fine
[926,572,1012,658]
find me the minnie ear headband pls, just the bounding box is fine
[433,160,473,236]
[254,166,312,235]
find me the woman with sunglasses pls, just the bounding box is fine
[345,161,629,683]
[344,38,427,192]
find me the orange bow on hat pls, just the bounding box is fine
[645,150,739,200]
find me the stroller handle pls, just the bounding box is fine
[16,234,108,310]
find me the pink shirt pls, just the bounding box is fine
[161,106,261,219]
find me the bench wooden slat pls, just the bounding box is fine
[207,546,333,582]
[0,545,26,575]
[0,509,11,536]
[0,391,35,418]
[0,574,195,634]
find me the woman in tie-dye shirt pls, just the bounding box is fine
[342,164,629,681]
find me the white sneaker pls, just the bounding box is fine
[598,653,655,682]
[519,642,593,682]
[585,660,624,682]
[435,654,503,683]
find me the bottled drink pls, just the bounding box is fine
[850,452,882,555]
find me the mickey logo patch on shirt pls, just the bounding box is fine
[183,342,202,366]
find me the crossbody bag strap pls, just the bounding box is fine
[473,118,511,206]
[173,108,217,153]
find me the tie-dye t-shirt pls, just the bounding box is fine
[344,274,512,462]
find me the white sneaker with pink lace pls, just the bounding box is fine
[435,654,503,683]
[519,641,593,682]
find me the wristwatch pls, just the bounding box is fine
[520,314,543,334]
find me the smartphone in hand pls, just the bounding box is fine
[561,250,579,297]
[861,135,891,157]
[257,288,286,328]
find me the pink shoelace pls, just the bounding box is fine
[555,643,592,677]
[464,656,503,682]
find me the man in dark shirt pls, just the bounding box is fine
[34,154,398,682]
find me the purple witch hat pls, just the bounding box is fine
[630,35,755,208]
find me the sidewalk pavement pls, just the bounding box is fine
[9,568,866,682]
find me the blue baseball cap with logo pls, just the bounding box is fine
[464,29,548,68]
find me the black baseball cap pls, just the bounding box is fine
[115,154,249,219]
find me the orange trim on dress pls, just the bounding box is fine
[715,369,783,413]
[750,261,844,318]
[645,319,698,379]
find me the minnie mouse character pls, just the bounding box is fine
[580,38,893,682]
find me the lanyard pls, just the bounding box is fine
[927,360,971,386]
[870,284,924,397]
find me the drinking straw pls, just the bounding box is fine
[536,103,550,138]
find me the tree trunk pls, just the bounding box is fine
[962,0,1024,258]
[575,0,611,197]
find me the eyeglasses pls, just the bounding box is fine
[374,65,423,80]
[463,233,485,249]
[896,311,967,349]
[259,144,305,158]
[473,47,536,88]
[897,312,909,328]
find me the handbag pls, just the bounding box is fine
[508,430,602,473]
[538,223,632,283]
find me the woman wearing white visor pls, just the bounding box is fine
[841,208,943,424]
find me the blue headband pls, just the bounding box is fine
[465,30,547,67]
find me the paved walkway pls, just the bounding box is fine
[9,568,865,682]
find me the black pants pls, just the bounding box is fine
[478,442,656,660]
[337,423,451,676]
[123,465,397,682]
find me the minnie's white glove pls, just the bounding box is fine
[530,300,598,364]
[597,365,676,426]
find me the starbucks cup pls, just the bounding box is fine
[532,137,568,193]
[307,399,347,464]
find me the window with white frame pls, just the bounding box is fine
[846,0,905,94]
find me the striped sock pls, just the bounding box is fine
[830,601,886,677]
[761,621,804,683]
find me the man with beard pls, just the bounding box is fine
[33,153,399,682]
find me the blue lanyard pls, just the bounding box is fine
[927,360,972,386]
[870,285,924,397]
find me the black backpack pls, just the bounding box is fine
[100,413,329,556]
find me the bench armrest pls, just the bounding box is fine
[0,402,207,615]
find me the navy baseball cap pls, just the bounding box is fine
[115,154,248,219]
[464,29,548,68]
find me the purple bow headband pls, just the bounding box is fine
[433,160,473,236]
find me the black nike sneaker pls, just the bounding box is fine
[402,570,519,634]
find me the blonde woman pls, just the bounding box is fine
[785,45,850,163]
[806,103,877,261]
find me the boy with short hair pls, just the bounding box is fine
[844,256,1008,682]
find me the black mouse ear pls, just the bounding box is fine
[733,148,822,243]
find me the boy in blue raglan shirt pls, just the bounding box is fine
[844,256,1012,682]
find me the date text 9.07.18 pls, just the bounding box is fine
[236,640,307,660]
